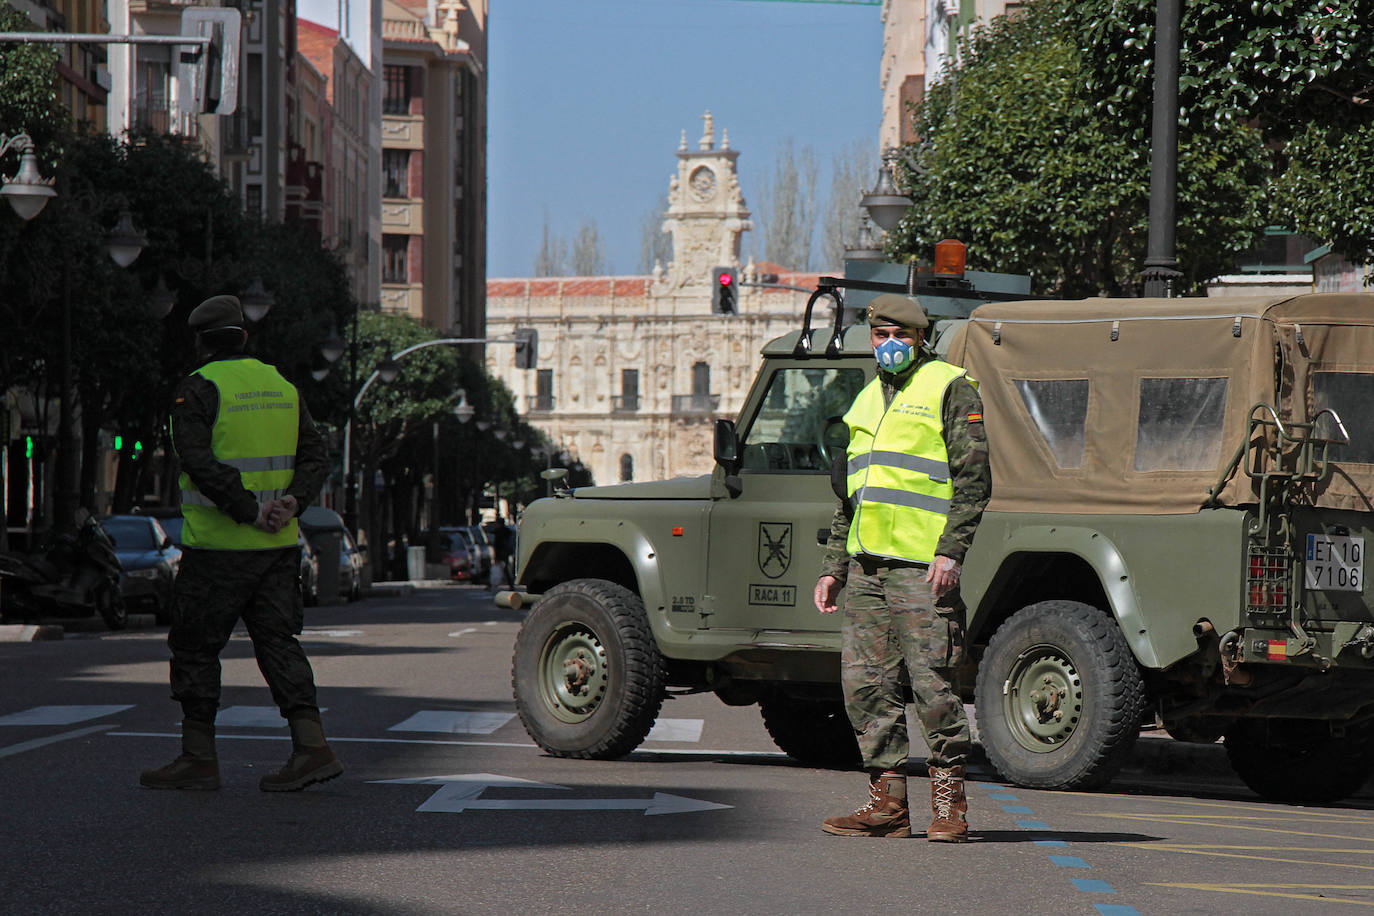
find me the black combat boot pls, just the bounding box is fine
[140,719,220,790]
[259,710,343,792]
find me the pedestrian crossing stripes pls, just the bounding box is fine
[0,705,707,742]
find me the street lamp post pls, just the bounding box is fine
[1142,0,1185,298]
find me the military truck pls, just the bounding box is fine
[508,278,1374,804]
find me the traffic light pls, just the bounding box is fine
[514,327,538,369]
[179,8,241,115]
[712,266,738,314]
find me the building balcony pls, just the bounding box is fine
[611,395,639,413]
[380,283,423,318]
[671,394,719,415]
[527,395,556,414]
[130,101,171,135]
[382,199,423,232]
[382,115,424,149]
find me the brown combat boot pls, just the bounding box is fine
[140,719,220,790]
[925,765,968,843]
[822,771,911,837]
[259,710,343,792]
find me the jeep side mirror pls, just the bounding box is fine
[714,418,743,497]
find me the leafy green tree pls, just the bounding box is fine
[1075,0,1374,262]
[888,0,1268,295]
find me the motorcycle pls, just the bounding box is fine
[0,510,127,630]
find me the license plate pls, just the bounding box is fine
[1305,533,1365,592]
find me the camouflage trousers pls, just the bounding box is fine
[840,556,970,770]
[168,546,319,724]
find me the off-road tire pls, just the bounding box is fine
[512,578,667,759]
[1225,719,1374,804]
[759,691,861,768]
[975,600,1146,791]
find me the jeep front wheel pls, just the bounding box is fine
[975,600,1146,791]
[759,691,861,768]
[511,578,667,759]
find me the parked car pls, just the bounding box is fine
[134,506,183,546]
[299,506,365,602]
[99,514,180,624]
[438,529,473,581]
[297,531,320,606]
[464,525,496,583]
[442,526,488,582]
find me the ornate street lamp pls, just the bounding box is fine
[860,149,914,232]
[104,208,147,268]
[0,133,56,221]
[240,276,274,322]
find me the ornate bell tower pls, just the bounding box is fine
[661,111,752,288]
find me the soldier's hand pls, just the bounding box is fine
[814,575,842,614]
[269,495,298,529]
[254,499,280,532]
[926,555,961,598]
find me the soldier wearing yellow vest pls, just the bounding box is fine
[814,293,991,843]
[141,295,341,793]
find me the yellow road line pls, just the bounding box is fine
[1149,882,1374,906]
[1118,843,1374,872]
[1080,811,1374,843]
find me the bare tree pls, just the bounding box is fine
[756,139,819,270]
[533,212,567,277]
[638,194,672,274]
[570,220,608,275]
[821,139,876,271]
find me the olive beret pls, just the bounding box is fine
[866,293,930,329]
[188,295,245,332]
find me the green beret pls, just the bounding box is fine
[188,295,245,332]
[866,293,930,329]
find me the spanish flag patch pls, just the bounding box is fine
[967,412,982,423]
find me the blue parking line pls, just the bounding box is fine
[1049,855,1089,868]
[1001,805,1034,814]
[1032,837,1070,847]
[988,792,1018,800]
[1071,879,1117,894]
[1015,819,1051,830]
[1093,907,1142,916]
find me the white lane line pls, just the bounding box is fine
[300,629,363,637]
[107,731,788,756]
[215,706,289,728]
[448,628,478,637]
[0,705,133,726]
[646,718,704,742]
[0,724,117,758]
[388,710,516,735]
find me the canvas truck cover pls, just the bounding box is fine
[943,293,1374,515]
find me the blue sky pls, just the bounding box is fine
[298,0,883,277]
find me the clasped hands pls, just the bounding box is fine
[254,495,298,533]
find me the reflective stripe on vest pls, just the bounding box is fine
[176,358,300,550]
[843,359,969,564]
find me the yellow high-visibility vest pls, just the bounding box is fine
[176,358,300,550]
[843,359,970,564]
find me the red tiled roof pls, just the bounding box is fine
[297,18,337,92]
[487,276,652,299]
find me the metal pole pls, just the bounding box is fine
[0,32,209,45]
[1142,0,1184,298]
[343,309,359,534]
[53,234,76,532]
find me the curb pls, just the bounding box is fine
[56,613,158,633]
[0,623,65,642]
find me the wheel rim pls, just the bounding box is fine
[538,621,610,724]
[1001,643,1082,752]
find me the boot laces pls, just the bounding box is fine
[855,782,883,815]
[932,773,957,819]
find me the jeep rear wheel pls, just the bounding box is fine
[1225,719,1374,804]
[759,691,861,768]
[975,600,1146,791]
[511,578,667,759]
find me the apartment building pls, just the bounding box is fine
[380,0,487,336]
[8,0,109,130]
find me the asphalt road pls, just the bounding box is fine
[3,586,1374,915]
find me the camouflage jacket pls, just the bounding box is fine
[170,356,330,525]
[819,350,991,582]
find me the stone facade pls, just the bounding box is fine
[486,113,821,488]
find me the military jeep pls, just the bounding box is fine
[509,286,1374,803]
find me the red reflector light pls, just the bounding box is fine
[672,526,684,536]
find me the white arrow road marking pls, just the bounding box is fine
[369,772,732,816]
[0,705,133,726]
[388,710,515,735]
[300,629,363,637]
[447,628,478,637]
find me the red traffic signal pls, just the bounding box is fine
[712,266,738,314]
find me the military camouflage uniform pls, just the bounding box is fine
[820,349,991,770]
[168,358,330,725]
